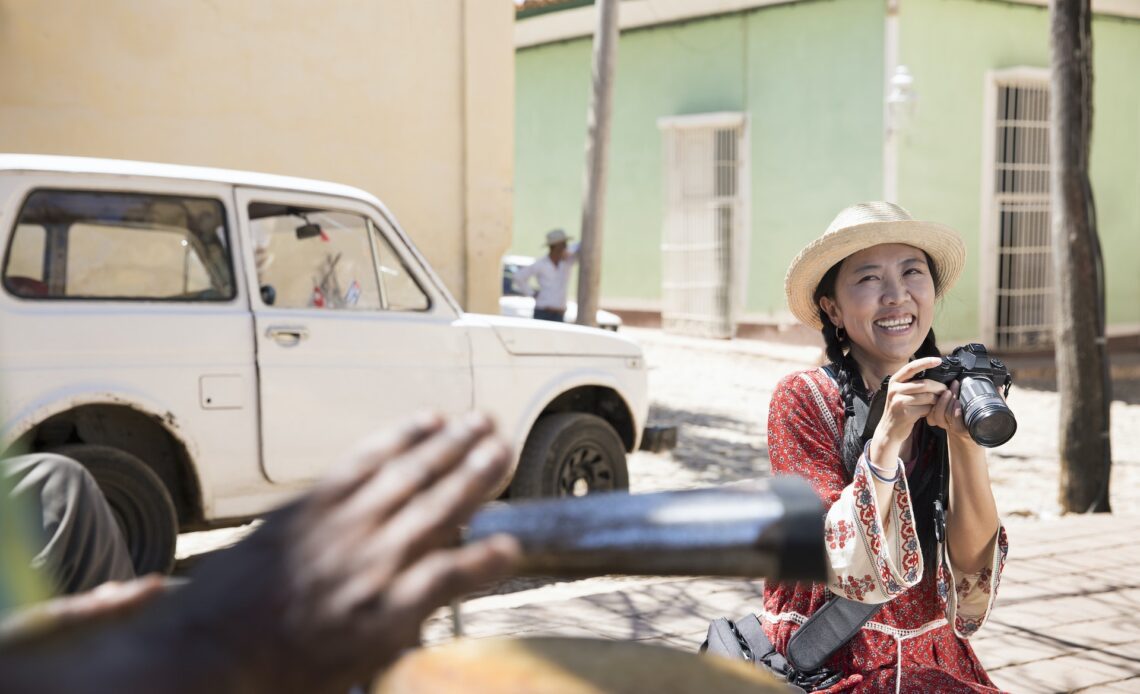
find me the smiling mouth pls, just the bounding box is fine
[874,315,915,333]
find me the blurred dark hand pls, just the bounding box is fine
[178,412,520,693]
[1,412,520,694]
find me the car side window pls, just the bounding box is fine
[3,190,235,301]
[248,203,382,311]
[369,222,430,312]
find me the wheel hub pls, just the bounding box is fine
[557,443,615,497]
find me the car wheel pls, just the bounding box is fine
[510,413,629,498]
[51,444,178,575]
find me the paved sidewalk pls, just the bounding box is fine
[426,513,1140,693]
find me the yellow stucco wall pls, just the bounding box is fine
[0,0,514,312]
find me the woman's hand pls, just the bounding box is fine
[925,379,973,442]
[869,357,947,469]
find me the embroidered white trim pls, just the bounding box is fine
[761,609,950,694]
[759,610,947,641]
[800,371,840,446]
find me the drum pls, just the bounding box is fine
[375,636,793,693]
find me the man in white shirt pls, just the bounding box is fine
[513,228,579,323]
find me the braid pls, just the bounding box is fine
[817,308,867,475]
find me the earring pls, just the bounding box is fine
[836,326,847,343]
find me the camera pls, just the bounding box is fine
[918,343,1016,447]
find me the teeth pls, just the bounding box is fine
[875,317,913,329]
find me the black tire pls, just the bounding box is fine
[51,444,178,575]
[510,413,629,498]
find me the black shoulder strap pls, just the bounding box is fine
[786,596,880,672]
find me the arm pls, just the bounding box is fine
[511,263,539,297]
[933,379,1000,573]
[767,372,922,604]
[926,381,1007,637]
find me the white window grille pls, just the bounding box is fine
[980,69,1053,351]
[658,112,748,339]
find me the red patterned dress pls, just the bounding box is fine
[763,368,1009,693]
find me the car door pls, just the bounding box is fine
[236,187,473,484]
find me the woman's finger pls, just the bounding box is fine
[886,371,949,409]
[926,389,954,427]
[891,357,944,385]
[895,392,940,409]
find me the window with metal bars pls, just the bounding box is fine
[990,77,1053,351]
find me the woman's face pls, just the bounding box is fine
[820,243,936,378]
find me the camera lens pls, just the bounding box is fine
[958,377,1017,447]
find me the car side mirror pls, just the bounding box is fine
[260,284,276,305]
[295,223,323,240]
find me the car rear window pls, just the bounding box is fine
[3,189,235,301]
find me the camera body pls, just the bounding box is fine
[918,343,1016,447]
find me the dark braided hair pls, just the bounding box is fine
[814,252,946,575]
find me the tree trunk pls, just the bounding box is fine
[1050,0,1111,512]
[576,0,619,328]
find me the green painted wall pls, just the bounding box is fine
[1088,16,1140,332]
[514,0,885,315]
[516,0,1138,338]
[899,0,1140,340]
[743,1,885,316]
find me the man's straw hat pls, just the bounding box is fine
[543,228,572,246]
[784,202,967,330]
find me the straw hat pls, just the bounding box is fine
[784,202,966,329]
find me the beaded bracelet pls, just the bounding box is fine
[863,440,901,484]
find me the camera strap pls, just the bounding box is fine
[859,376,894,443]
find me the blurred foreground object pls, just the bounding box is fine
[376,637,792,694]
[467,479,826,582]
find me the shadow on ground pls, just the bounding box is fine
[646,403,771,485]
[1006,351,1140,405]
[428,577,764,648]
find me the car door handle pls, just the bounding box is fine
[266,325,309,346]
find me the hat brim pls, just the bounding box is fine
[543,237,574,246]
[784,220,966,330]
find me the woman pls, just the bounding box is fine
[764,202,1008,692]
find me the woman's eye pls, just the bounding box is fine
[905,268,926,276]
[858,275,879,283]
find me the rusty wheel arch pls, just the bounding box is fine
[12,404,204,528]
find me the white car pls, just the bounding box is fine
[500,254,623,331]
[0,155,672,575]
